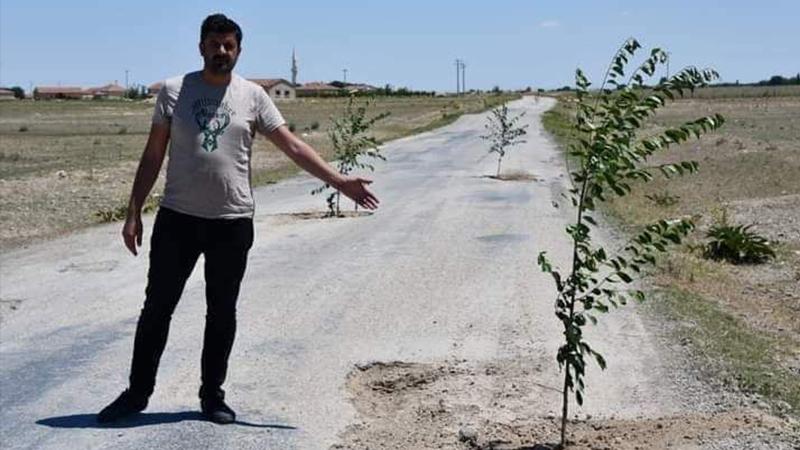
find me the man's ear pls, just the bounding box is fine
[198,41,204,57]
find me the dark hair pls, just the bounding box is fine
[201,14,242,46]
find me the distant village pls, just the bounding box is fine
[0,50,432,102]
[0,79,380,101]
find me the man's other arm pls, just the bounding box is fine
[122,122,170,256]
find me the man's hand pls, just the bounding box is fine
[336,176,380,210]
[122,212,143,256]
[122,121,169,256]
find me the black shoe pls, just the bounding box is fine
[97,389,148,423]
[200,390,236,424]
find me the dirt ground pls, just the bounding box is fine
[608,96,800,361]
[333,359,797,449]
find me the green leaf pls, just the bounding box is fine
[595,352,607,370]
[617,271,633,283]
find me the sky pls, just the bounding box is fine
[1,0,798,93]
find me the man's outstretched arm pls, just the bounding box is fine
[122,122,171,256]
[265,125,380,210]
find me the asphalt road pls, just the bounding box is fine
[0,97,693,449]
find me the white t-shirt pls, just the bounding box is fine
[153,71,286,219]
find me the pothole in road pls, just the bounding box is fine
[466,190,532,205]
[334,358,797,450]
[476,233,530,244]
[481,171,539,182]
[268,211,374,222]
[354,361,444,394]
[0,298,24,322]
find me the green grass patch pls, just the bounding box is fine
[651,288,800,415]
[541,100,579,148]
[541,99,586,183]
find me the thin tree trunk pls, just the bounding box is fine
[496,156,502,178]
[560,364,570,448]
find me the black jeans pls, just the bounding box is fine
[128,207,254,399]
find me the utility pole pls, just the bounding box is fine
[125,69,129,89]
[455,59,461,95]
[343,68,348,84]
[460,61,466,94]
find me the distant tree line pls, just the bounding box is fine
[124,85,149,100]
[548,73,800,92]
[714,73,800,87]
[326,81,436,97]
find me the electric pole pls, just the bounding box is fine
[460,61,466,94]
[343,68,348,84]
[125,69,129,89]
[455,59,461,95]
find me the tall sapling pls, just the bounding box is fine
[536,38,724,448]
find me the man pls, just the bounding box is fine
[98,13,378,424]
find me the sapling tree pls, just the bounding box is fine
[536,38,724,448]
[481,104,529,177]
[312,95,389,216]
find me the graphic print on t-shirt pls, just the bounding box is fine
[192,98,235,152]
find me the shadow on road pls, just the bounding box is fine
[36,412,297,430]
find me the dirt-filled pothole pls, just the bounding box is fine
[333,359,799,449]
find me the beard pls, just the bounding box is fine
[206,55,237,74]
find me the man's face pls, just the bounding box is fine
[200,32,241,74]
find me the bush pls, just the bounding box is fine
[10,86,25,99]
[703,223,775,264]
[702,211,775,264]
[310,121,320,130]
[18,125,28,132]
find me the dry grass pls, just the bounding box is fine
[0,94,517,250]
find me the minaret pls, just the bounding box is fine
[291,48,298,86]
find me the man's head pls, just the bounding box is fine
[199,14,243,75]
